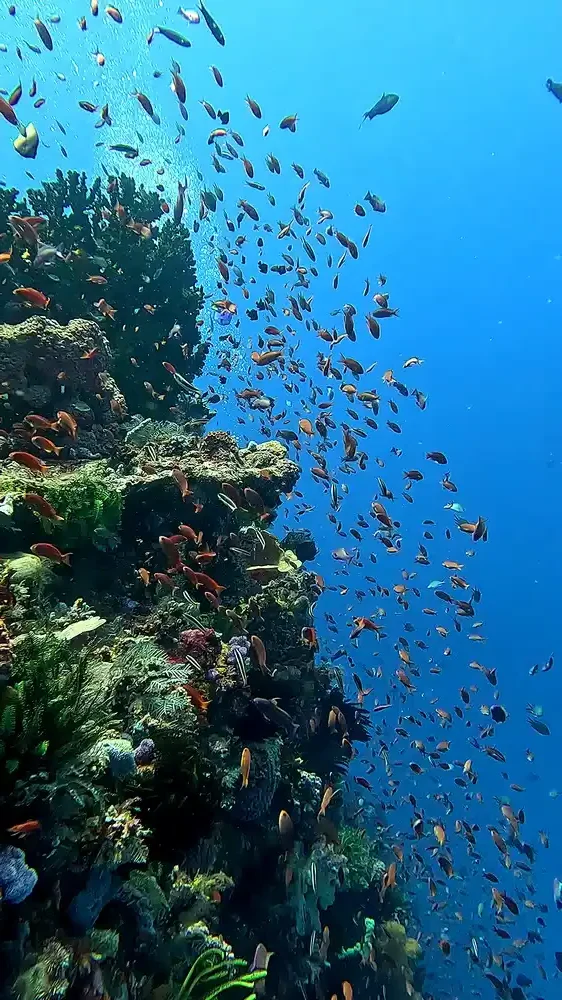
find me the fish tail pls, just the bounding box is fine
[62,552,72,566]
[242,774,248,789]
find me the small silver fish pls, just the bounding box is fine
[33,242,66,268]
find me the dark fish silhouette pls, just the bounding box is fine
[546,78,562,102]
[362,93,399,123]
[199,2,225,45]
[154,26,192,46]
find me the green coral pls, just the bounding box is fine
[245,531,302,581]
[177,947,266,1000]
[38,463,122,547]
[339,826,386,891]
[14,939,74,1000]
[0,629,114,789]
[0,553,56,597]
[90,928,120,960]
[288,840,349,937]
[186,872,235,900]
[338,918,422,1000]
[0,462,123,548]
[338,916,377,961]
[381,920,422,962]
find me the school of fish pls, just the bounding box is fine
[0,4,559,1000]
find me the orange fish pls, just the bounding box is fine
[172,467,192,499]
[178,524,201,544]
[9,451,47,473]
[380,861,397,901]
[24,414,57,431]
[183,683,211,713]
[251,350,283,366]
[301,626,318,649]
[318,784,339,819]
[251,635,267,672]
[94,298,117,320]
[203,590,221,609]
[7,820,41,837]
[434,823,446,847]
[23,493,63,522]
[127,221,152,239]
[55,411,78,439]
[138,567,150,586]
[240,747,251,788]
[0,97,19,126]
[31,436,63,457]
[0,247,13,264]
[81,348,100,359]
[159,535,181,568]
[14,287,50,309]
[30,543,71,566]
[278,809,293,838]
[193,570,226,595]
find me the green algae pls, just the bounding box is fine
[339,826,386,890]
[0,461,122,547]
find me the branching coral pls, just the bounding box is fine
[1,170,204,418]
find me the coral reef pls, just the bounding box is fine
[0,316,123,454]
[0,171,204,419]
[0,172,420,1000]
[339,918,422,1000]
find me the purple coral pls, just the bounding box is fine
[0,846,38,903]
[134,738,156,766]
[227,636,251,684]
[178,627,220,668]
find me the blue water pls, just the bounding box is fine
[2,1,561,996]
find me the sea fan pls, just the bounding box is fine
[144,664,193,720]
[1,630,116,785]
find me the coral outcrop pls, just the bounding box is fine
[0,171,204,419]
[0,172,422,1000]
[0,316,124,455]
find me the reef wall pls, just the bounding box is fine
[0,174,424,1000]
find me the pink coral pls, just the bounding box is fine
[178,627,220,668]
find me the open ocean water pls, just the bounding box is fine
[1,2,561,999]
